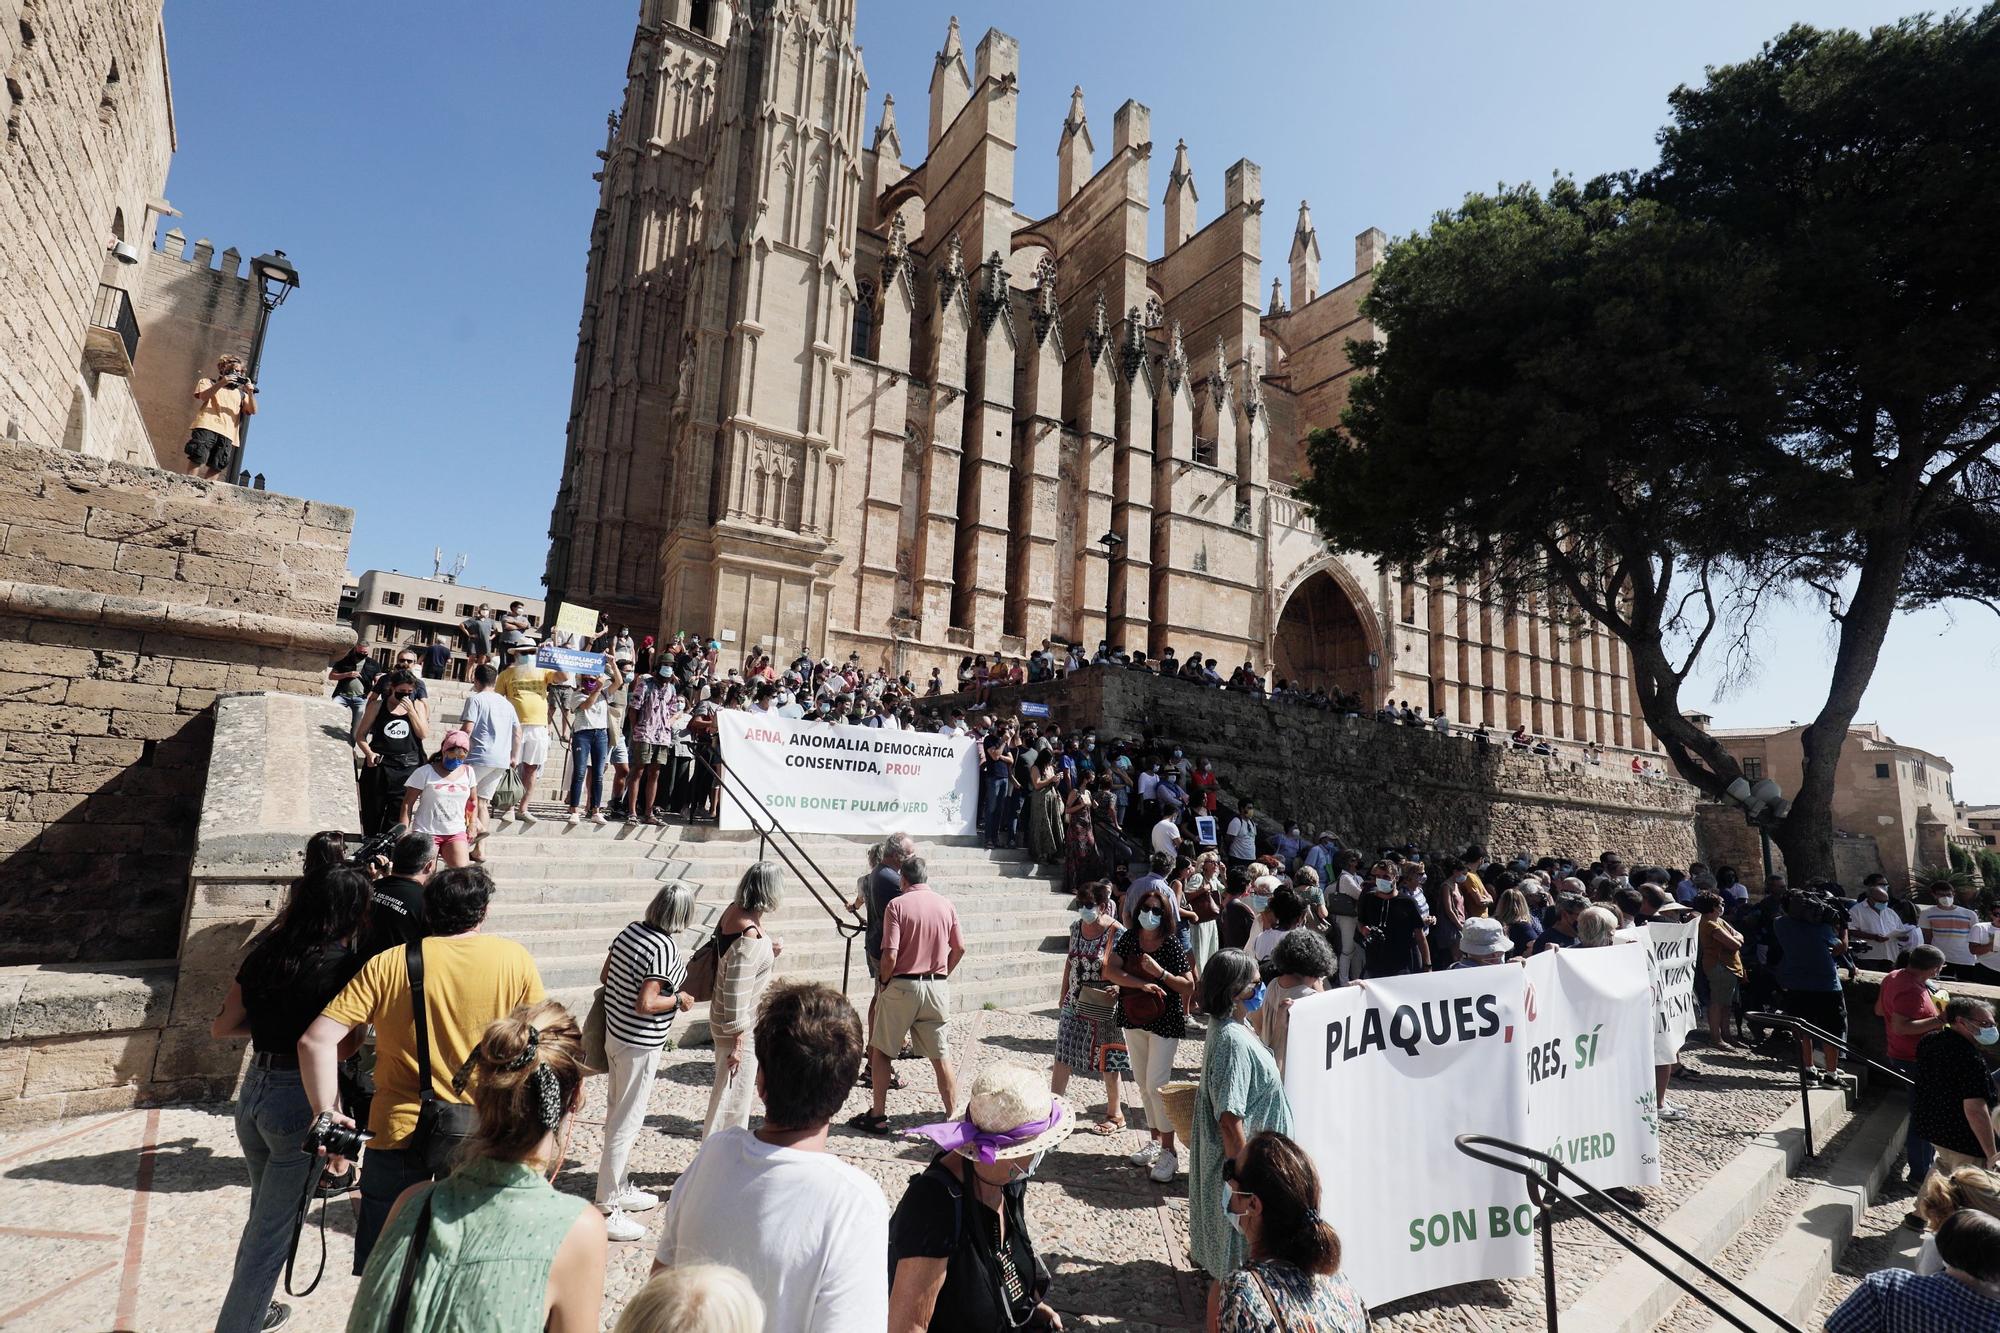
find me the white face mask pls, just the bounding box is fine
[1224,1184,1251,1235]
[1137,909,1163,930]
[1375,878,1394,894]
[1937,896,1956,909]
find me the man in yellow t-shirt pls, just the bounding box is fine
[494,643,567,822]
[300,864,543,1271]
[182,352,257,480]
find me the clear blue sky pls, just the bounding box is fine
[158,1,2000,800]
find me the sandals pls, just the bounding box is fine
[1092,1117,1125,1136]
[848,1112,893,1136]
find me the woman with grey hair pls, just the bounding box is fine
[1576,904,1621,947]
[595,879,698,1241]
[1190,948,1294,1281]
[1254,928,1335,1077]
[703,861,784,1136]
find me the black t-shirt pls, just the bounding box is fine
[1912,1029,1997,1157]
[980,755,1012,785]
[237,940,364,1055]
[888,1158,1043,1333]
[1364,894,1424,977]
[331,650,379,699]
[356,876,427,961]
[1219,899,1256,951]
[865,864,904,961]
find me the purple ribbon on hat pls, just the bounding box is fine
[903,1102,1062,1163]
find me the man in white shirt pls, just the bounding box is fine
[1151,813,1182,859]
[1847,879,1916,971]
[1919,887,1991,979]
[654,982,887,1331]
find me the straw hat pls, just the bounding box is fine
[950,1062,1076,1161]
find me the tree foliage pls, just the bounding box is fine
[1300,7,2000,880]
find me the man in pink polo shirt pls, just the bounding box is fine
[855,855,964,1131]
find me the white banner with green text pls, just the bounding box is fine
[1282,967,1537,1308]
[1282,938,1668,1308]
[716,710,978,836]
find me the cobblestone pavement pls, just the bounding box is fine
[0,1011,1817,1332]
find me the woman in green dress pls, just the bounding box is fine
[1189,949,1294,1282]
[347,1001,607,1333]
[1025,750,1066,866]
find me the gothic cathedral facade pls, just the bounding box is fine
[545,0,1657,750]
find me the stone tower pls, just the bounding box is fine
[548,0,866,639]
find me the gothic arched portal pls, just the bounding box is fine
[1271,568,1381,706]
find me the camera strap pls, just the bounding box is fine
[283,1156,333,1297]
[408,940,436,1116]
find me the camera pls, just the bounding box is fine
[1786,887,1848,929]
[344,822,408,871]
[304,1109,370,1160]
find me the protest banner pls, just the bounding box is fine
[1521,944,1663,1190]
[716,710,978,835]
[553,601,599,638]
[535,643,607,676]
[1283,969,1536,1308]
[1638,917,1701,1065]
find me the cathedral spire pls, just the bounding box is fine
[1057,85,1094,206]
[929,15,971,151]
[1289,198,1320,306]
[1164,138,1198,255]
[873,91,902,163]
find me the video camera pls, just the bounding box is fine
[1786,886,1849,930]
[343,823,408,871]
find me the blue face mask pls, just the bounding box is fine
[1137,909,1163,930]
[1977,1025,2000,1048]
[1077,906,1099,925]
[441,757,466,772]
[1249,895,1271,915]
[1242,982,1267,1014]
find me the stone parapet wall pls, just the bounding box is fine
[0,443,353,962]
[967,670,1697,863]
[0,691,360,1127]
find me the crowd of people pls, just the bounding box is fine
[291,636,2000,1330]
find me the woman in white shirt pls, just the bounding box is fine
[400,729,479,868]
[564,661,623,826]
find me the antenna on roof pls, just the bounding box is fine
[449,553,468,582]
[432,546,444,578]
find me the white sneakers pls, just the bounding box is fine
[518,808,539,826]
[1128,1140,1161,1167]
[599,1186,659,1242]
[1659,1102,1689,1122]
[1149,1149,1179,1183]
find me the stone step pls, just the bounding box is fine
[1563,1080,1860,1333]
[1685,1095,1907,1333]
[488,900,1075,940]
[505,924,1065,973]
[483,876,1074,911]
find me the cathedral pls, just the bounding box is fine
[545,0,1658,750]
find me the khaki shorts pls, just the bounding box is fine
[1705,965,1741,1008]
[872,976,950,1060]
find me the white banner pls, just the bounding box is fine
[1283,969,1537,1309]
[715,711,978,836]
[1522,945,1663,1190]
[1634,918,1701,1065]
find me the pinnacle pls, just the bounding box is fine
[942,15,962,58]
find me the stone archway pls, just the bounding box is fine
[1271,564,1383,706]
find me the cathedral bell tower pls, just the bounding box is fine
[658,0,866,655]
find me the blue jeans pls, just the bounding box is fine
[567,727,608,810]
[1888,1058,1934,1180]
[217,1061,316,1332]
[980,779,1012,847]
[355,1144,434,1274]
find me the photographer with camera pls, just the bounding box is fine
[354,832,436,962]
[209,849,372,1333]
[353,670,430,837]
[299,864,544,1273]
[1772,888,1852,1084]
[183,352,257,481]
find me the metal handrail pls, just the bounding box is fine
[1744,1009,1914,1159]
[689,749,866,995]
[1454,1133,1805,1333]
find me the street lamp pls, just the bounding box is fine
[1725,775,1792,882]
[1097,530,1124,643]
[232,249,301,483]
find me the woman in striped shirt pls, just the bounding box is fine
[594,881,696,1242]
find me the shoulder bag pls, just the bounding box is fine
[404,941,478,1177]
[580,984,609,1074]
[679,929,727,1003]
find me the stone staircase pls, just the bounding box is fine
[1553,1066,1911,1333]
[473,819,1075,1040]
